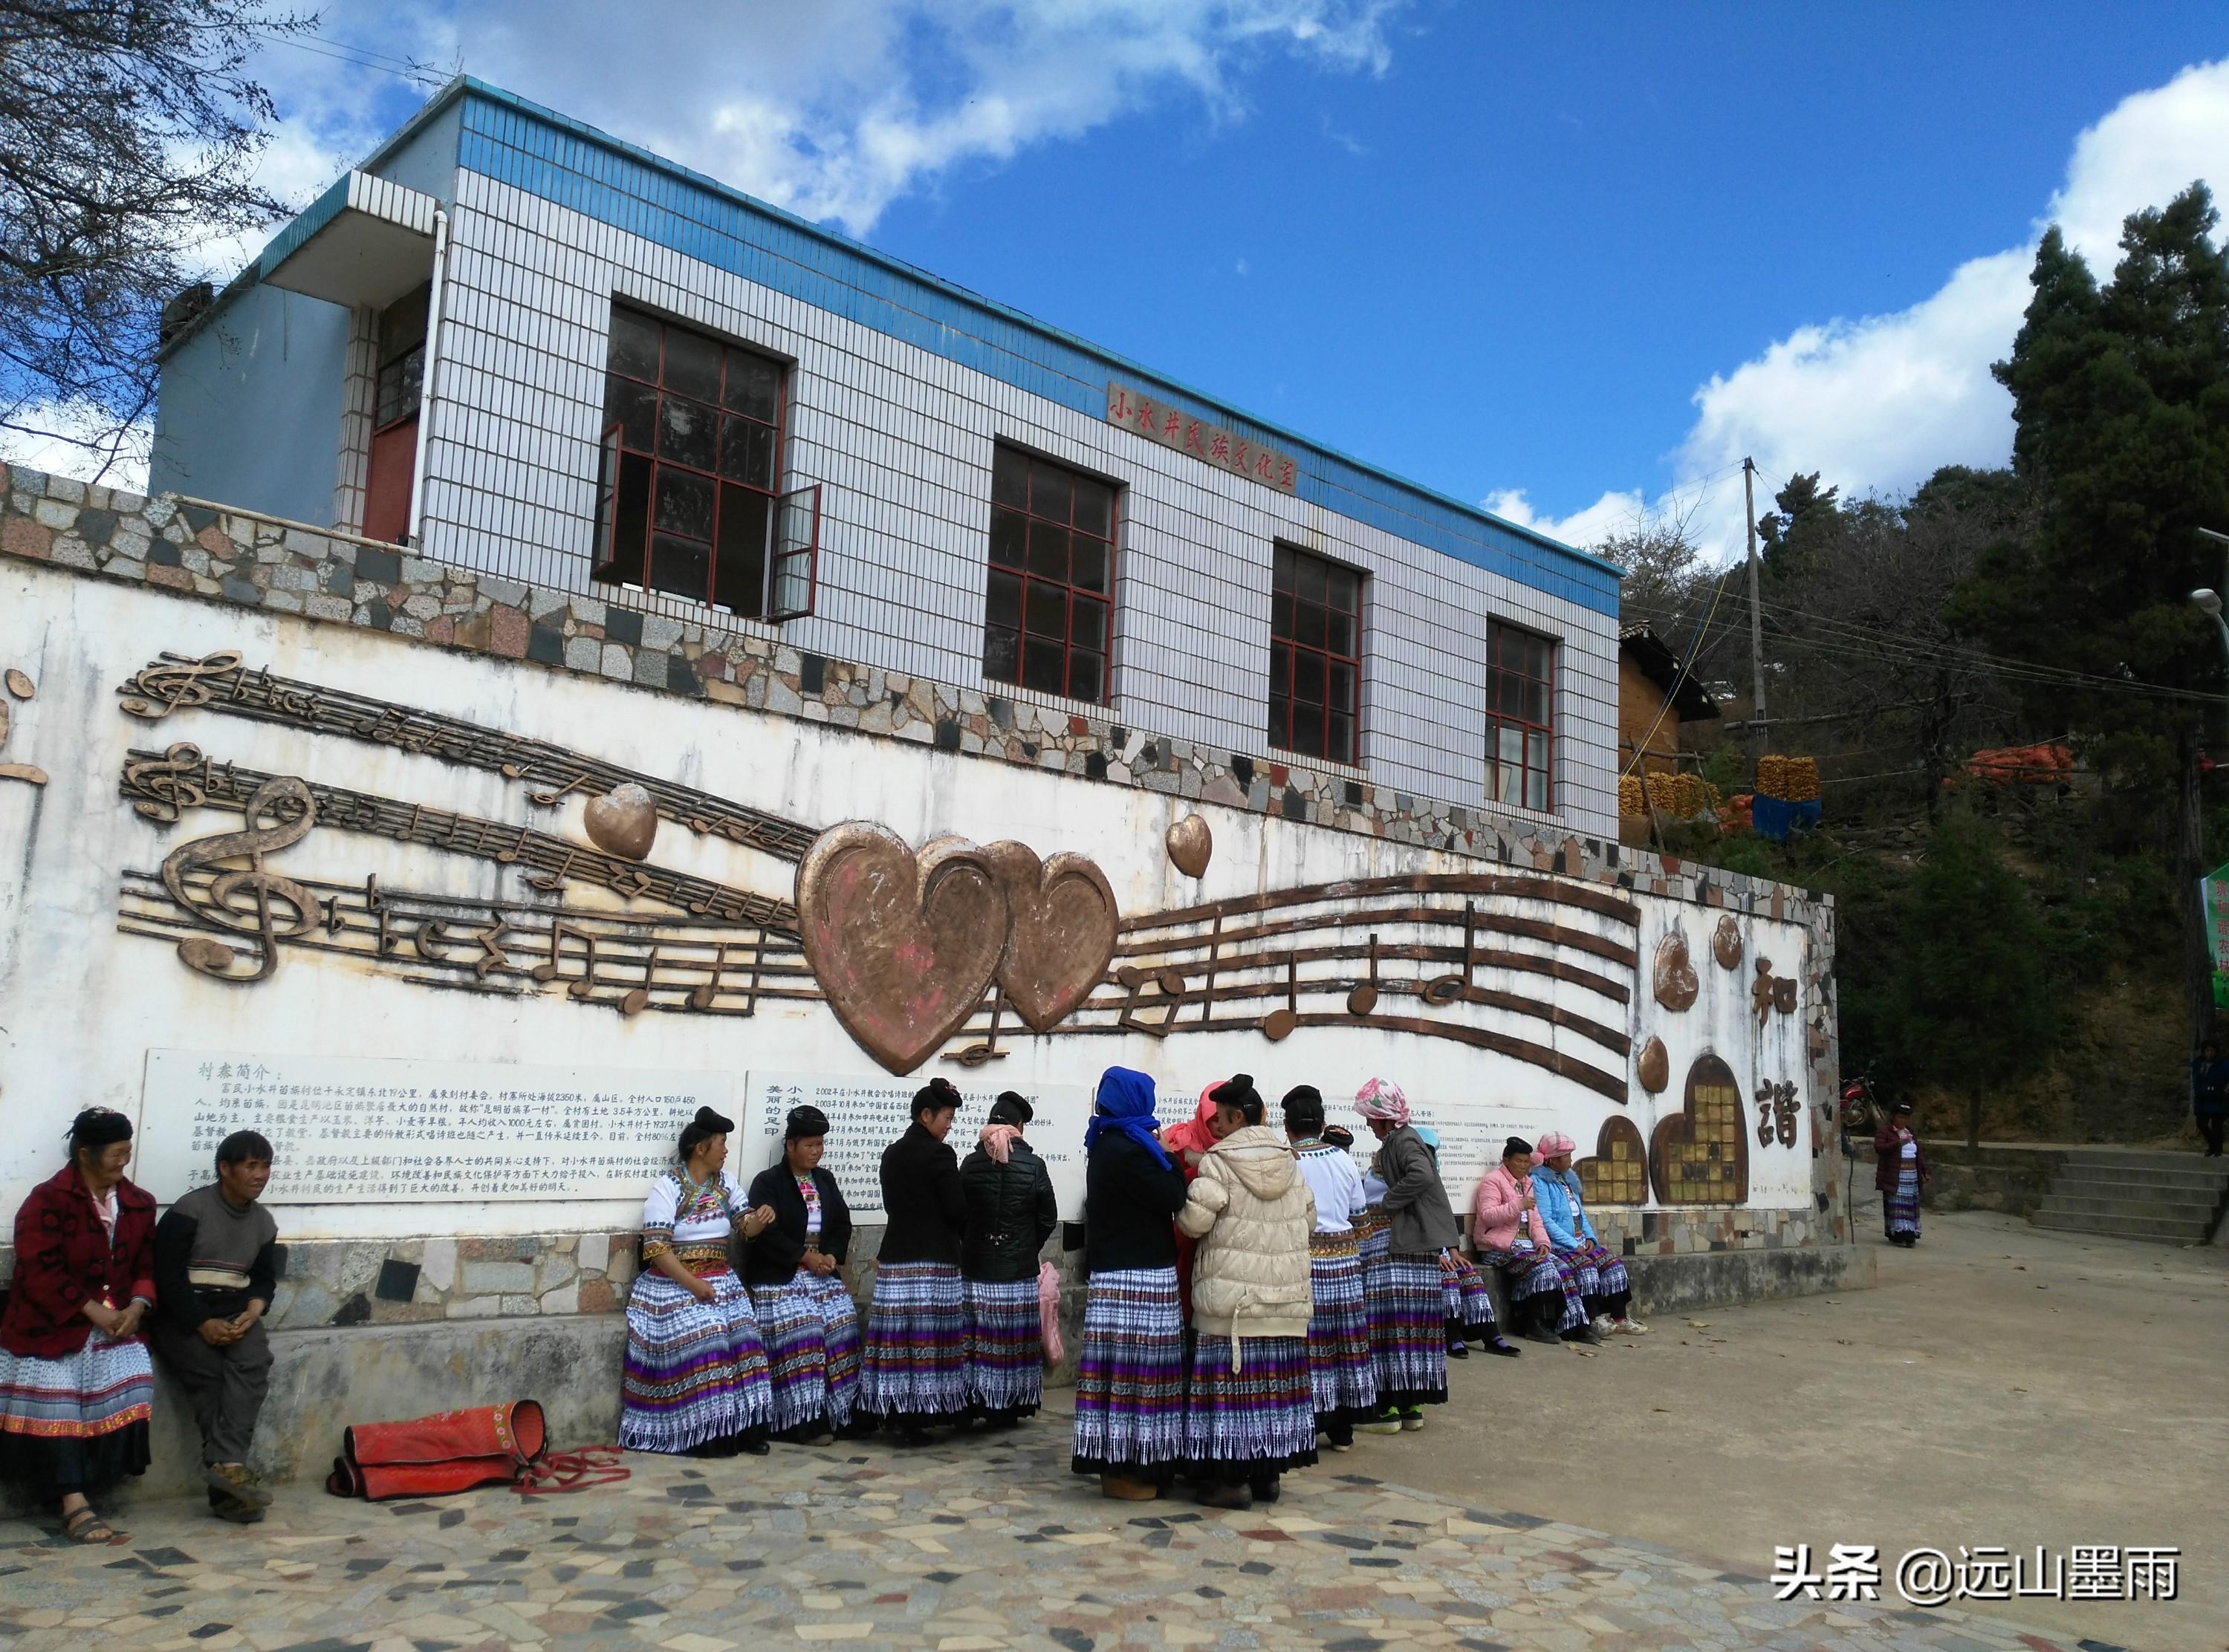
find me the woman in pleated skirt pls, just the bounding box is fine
[745,1107,862,1446]
[860,1079,970,1440]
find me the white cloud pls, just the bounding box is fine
[312,0,1404,235]
[1516,58,2229,562]
[1484,486,1648,551]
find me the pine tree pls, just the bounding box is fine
[1953,186,2229,1048]
[1893,813,2054,1147]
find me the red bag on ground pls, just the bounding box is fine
[326,1401,546,1500]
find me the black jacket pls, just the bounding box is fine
[744,1162,851,1287]
[1082,1131,1190,1277]
[958,1139,1058,1282]
[877,1122,967,1266]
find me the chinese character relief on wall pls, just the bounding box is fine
[1105,383,1301,495]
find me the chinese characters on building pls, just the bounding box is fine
[1106,382,1300,496]
[140,1050,731,1203]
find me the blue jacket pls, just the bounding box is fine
[1531,1166,1597,1249]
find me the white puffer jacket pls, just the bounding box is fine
[1178,1125,1317,1348]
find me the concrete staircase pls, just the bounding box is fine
[2030,1149,2229,1243]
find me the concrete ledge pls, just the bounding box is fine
[4,1313,629,1510]
[1625,1242,1873,1316]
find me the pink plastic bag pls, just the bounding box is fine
[1036,1261,1063,1366]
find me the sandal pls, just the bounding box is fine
[62,1506,115,1544]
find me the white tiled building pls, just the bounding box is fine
[154,78,1622,839]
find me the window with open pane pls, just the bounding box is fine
[592,304,810,619]
[984,445,1116,705]
[1485,620,1555,813]
[1268,544,1362,765]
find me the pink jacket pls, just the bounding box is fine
[1472,1163,1549,1253]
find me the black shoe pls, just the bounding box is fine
[1198,1483,1253,1511]
[1447,1342,1470,1359]
[1563,1322,1604,1346]
[1248,1475,1282,1503]
[1485,1336,1522,1357]
[1521,1325,1562,1346]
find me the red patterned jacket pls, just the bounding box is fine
[0,1165,158,1359]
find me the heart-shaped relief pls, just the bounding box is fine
[983,841,1120,1032]
[1652,928,1698,1012]
[1166,814,1213,878]
[1574,1116,1649,1208]
[1712,914,1743,970]
[584,783,658,861]
[1647,1053,1749,1206]
[1636,1035,1670,1094]
[796,823,1009,1074]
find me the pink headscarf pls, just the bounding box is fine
[1354,1078,1410,1128]
[1163,1087,1222,1162]
[1534,1131,1577,1163]
[979,1123,1022,1165]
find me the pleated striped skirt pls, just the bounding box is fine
[1069,1266,1186,1480]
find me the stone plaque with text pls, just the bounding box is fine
[743,1073,1095,1223]
[138,1050,732,1205]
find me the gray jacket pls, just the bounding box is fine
[1372,1125,1461,1255]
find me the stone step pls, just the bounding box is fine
[2051,1163,2229,1194]
[2029,1209,2215,1242]
[2035,1193,2222,1223]
[2057,1148,2226,1172]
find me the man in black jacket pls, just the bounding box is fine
[150,1131,281,1523]
[861,1079,970,1440]
[958,1093,1060,1422]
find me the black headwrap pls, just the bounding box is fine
[988,1091,1034,1128]
[913,1076,961,1119]
[785,1105,831,1140]
[678,1105,735,1161]
[1321,1125,1354,1151]
[1503,1135,1534,1161]
[68,1108,134,1151]
[1281,1084,1325,1134]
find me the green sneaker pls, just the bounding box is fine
[1359,1408,1404,1435]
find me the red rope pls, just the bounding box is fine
[515,1447,629,1495]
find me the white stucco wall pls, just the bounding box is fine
[0,558,1810,1243]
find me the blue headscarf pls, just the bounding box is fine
[1085,1066,1172,1168]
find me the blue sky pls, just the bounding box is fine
[15,3,2229,555]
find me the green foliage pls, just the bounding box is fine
[1891,813,2055,1139]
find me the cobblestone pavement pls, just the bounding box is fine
[0,1411,2089,1652]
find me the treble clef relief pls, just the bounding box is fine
[122,742,212,824]
[118,651,243,721]
[159,776,319,984]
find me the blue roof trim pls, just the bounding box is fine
[349,78,1620,614]
[255,173,353,283]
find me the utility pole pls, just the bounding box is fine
[1744,456,1767,771]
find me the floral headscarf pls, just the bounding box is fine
[1354,1077,1410,1128]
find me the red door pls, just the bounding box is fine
[363,416,417,544]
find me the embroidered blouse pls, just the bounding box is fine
[1294,1140,1369,1235]
[639,1168,746,1267]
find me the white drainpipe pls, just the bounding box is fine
[405,206,450,550]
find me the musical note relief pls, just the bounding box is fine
[157,776,320,983]
[118,747,796,932]
[114,651,819,861]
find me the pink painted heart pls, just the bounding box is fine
[796,823,1008,1074]
[984,841,1120,1032]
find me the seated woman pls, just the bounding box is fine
[1531,1132,1644,1336]
[745,1106,862,1445]
[0,1108,158,1544]
[1071,1066,1192,1500]
[1413,1124,1516,1359]
[860,1078,970,1441]
[958,1091,1058,1425]
[620,1105,777,1457]
[1177,1076,1317,1510]
[1471,1137,1591,1347]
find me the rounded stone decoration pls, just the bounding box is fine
[1712,914,1743,971]
[1166,813,1213,878]
[1652,929,1698,1012]
[584,783,658,861]
[1636,1035,1670,1094]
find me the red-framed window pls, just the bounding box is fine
[1269,543,1362,764]
[984,444,1116,704]
[591,303,816,620]
[1486,620,1555,813]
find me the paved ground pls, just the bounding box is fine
[0,1207,2216,1652]
[1393,1203,2228,1652]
